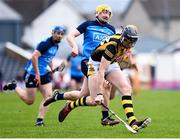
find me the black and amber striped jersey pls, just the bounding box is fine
[91,34,132,65]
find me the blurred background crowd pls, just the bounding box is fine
[1,0,180,92]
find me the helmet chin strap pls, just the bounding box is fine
[96,17,108,24]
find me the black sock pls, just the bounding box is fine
[36,118,43,122]
[56,93,64,100]
[102,111,109,119]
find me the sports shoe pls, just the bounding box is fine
[3,80,17,90]
[101,117,120,126]
[131,117,151,131]
[58,102,72,122]
[43,89,60,106]
[34,121,45,127]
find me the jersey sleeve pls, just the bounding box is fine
[76,21,89,34]
[36,41,49,54]
[103,43,117,61]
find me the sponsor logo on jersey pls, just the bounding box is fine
[93,33,108,42]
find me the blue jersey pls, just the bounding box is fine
[67,54,83,77]
[25,37,59,75]
[77,20,115,60]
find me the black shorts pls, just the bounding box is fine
[24,71,52,88]
[71,75,83,83]
[81,59,88,77]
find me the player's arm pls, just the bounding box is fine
[67,29,81,57]
[98,43,116,94]
[31,50,41,85]
[128,49,138,71]
[49,61,53,72]
[67,21,88,57]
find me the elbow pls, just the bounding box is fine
[31,55,37,62]
[31,55,35,61]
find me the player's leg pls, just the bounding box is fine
[65,75,99,109]
[101,80,111,120]
[58,61,118,124]
[106,69,151,131]
[44,60,89,105]
[85,60,119,126]
[16,87,36,105]
[100,81,120,126]
[110,85,117,100]
[70,74,119,111]
[35,82,52,126]
[4,81,37,105]
[58,64,118,124]
[43,77,89,107]
[58,74,101,122]
[3,72,37,105]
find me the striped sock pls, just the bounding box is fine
[68,96,87,110]
[122,95,137,126]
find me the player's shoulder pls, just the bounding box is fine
[37,37,53,51]
[109,34,121,42]
[80,20,97,26]
[77,20,97,31]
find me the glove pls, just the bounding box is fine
[95,93,104,105]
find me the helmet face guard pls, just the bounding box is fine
[121,25,139,48]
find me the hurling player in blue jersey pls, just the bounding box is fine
[3,26,66,126]
[44,4,120,126]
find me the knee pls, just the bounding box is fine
[121,85,132,95]
[25,99,35,105]
[26,99,34,105]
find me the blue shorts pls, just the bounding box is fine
[24,71,52,88]
[81,59,88,77]
[71,75,83,83]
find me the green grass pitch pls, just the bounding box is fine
[0,89,180,138]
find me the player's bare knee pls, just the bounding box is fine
[26,100,34,105]
[26,101,34,105]
[121,85,132,95]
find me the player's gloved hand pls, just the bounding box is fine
[95,93,104,105]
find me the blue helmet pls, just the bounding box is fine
[52,26,67,34]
